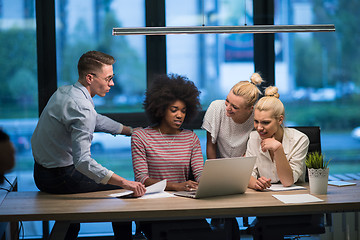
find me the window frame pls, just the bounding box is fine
[36,0,275,128]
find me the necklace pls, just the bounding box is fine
[158,129,176,146]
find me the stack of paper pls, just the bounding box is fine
[109,180,175,199]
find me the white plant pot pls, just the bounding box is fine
[308,168,329,195]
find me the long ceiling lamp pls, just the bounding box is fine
[112,24,335,36]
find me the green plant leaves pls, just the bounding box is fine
[305,151,331,169]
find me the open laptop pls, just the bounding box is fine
[174,156,256,199]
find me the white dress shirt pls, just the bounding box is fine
[31,81,123,184]
[246,128,309,183]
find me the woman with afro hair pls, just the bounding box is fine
[131,73,203,191]
[131,74,214,239]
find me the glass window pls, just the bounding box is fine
[166,0,255,109]
[0,0,39,237]
[0,0,38,187]
[56,0,146,114]
[166,0,255,162]
[54,0,146,179]
[54,0,146,237]
[275,0,360,174]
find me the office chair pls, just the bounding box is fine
[292,126,321,182]
[244,126,328,240]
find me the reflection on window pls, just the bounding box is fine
[274,0,360,174]
[56,0,146,113]
[166,0,255,109]
[0,0,37,180]
[53,0,146,236]
[0,0,40,237]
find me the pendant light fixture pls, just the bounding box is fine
[112,24,335,36]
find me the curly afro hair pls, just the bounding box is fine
[143,74,201,125]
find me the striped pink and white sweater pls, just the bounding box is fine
[131,127,204,184]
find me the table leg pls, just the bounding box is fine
[49,221,71,240]
[10,221,19,240]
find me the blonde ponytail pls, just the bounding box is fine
[255,86,284,119]
[231,72,264,107]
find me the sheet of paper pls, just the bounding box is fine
[109,190,133,198]
[138,191,175,199]
[328,181,356,187]
[145,179,167,193]
[272,194,324,204]
[109,180,173,199]
[268,184,306,191]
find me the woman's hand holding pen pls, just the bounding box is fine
[255,176,271,191]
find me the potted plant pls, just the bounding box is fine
[305,152,331,194]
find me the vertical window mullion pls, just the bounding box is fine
[253,0,275,87]
[145,0,167,86]
[36,0,57,116]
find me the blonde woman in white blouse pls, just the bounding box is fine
[202,72,264,159]
[246,86,309,190]
[202,73,263,239]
